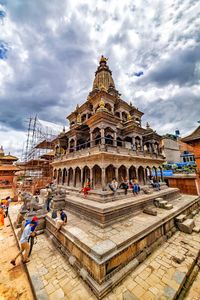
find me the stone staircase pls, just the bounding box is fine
[175,209,200,234]
[153,197,174,210]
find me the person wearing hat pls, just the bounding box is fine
[10,220,36,265]
[24,216,38,232]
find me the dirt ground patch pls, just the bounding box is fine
[0,214,33,300]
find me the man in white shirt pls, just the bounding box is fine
[10,221,36,265]
[108,178,118,195]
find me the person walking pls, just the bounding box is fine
[10,220,36,265]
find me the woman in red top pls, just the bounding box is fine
[80,178,91,198]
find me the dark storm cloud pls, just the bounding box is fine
[138,46,200,87]
[140,91,200,135]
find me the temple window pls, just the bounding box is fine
[115,111,120,118]
[69,139,75,152]
[122,112,128,122]
[135,136,141,150]
[117,137,123,146]
[105,103,112,112]
[81,114,87,123]
[105,134,113,145]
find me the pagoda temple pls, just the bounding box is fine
[46,57,200,299]
[52,56,165,189]
[0,146,20,199]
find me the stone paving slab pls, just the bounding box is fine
[9,200,200,300]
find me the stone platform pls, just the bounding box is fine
[63,187,180,227]
[46,194,200,298]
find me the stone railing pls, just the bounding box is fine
[54,144,165,162]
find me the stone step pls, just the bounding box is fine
[153,197,163,207]
[175,214,187,223]
[143,207,157,216]
[178,219,195,234]
[159,200,168,208]
[191,210,198,217]
[193,226,200,233]
[164,204,173,210]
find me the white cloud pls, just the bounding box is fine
[0,0,200,156]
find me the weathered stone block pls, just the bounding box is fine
[172,254,185,264]
[69,255,76,266]
[143,207,157,216]
[80,268,88,280]
[177,219,195,234]
[154,197,163,207]
[159,200,168,208]
[175,214,187,223]
[193,226,200,233]
[164,203,173,210]
[192,210,198,217]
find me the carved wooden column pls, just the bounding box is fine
[126,167,129,180]
[90,131,93,147]
[132,137,135,150]
[113,132,117,147]
[74,138,77,151]
[102,167,106,190]
[90,167,93,189]
[72,169,75,187]
[101,128,105,145]
[115,167,119,182]
[80,167,83,187]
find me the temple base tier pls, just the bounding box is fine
[46,192,200,299]
[58,186,180,227]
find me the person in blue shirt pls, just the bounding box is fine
[24,216,38,232]
[10,221,36,265]
[56,209,67,232]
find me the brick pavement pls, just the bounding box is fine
[9,203,200,300]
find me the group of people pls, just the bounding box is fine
[0,196,12,230]
[109,178,140,196]
[109,176,161,195]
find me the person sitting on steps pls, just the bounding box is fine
[132,178,140,196]
[108,178,118,195]
[119,177,129,195]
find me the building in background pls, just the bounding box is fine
[162,133,195,164]
[0,146,20,200]
[182,123,200,173]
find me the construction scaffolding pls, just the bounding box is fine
[18,115,62,193]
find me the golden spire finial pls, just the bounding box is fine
[99,55,108,64]
[97,98,108,112]
[127,113,132,121]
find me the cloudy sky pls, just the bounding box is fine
[0,0,200,157]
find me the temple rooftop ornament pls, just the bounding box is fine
[99,55,108,64]
[97,98,108,112]
[127,113,132,121]
[92,55,116,93]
